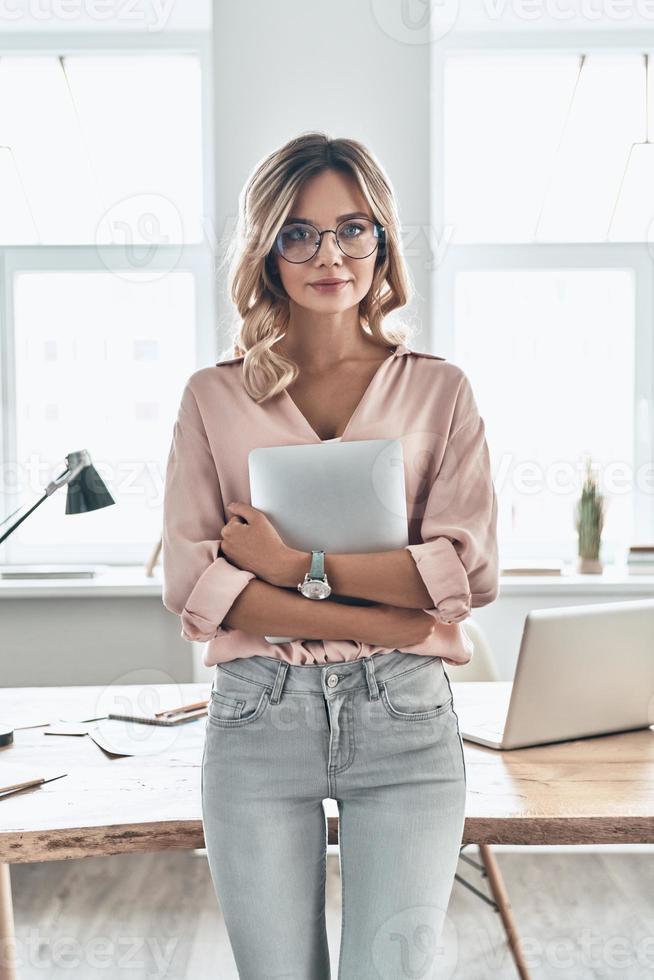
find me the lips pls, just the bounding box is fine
[309,279,351,293]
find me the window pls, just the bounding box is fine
[444,51,651,244]
[0,54,203,244]
[455,267,635,561]
[0,36,214,566]
[434,44,654,563]
[13,271,196,562]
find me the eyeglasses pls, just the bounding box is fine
[274,218,385,264]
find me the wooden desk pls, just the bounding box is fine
[1,682,654,979]
[451,681,654,845]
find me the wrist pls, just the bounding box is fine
[274,548,310,589]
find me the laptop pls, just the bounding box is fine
[248,438,407,643]
[457,598,654,750]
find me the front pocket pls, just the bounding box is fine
[380,657,453,721]
[208,666,271,728]
[209,691,245,720]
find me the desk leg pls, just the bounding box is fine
[0,863,17,980]
[478,845,530,980]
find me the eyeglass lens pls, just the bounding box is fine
[276,219,381,262]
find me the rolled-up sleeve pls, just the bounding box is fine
[405,375,499,625]
[161,381,255,642]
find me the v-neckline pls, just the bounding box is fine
[281,344,403,443]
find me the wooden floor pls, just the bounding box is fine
[9,849,654,979]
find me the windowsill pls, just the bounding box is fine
[0,563,652,599]
[0,564,164,599]
[498,563,654,595]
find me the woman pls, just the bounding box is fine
[162,132,499,980]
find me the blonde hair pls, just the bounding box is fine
[220,131,416,402]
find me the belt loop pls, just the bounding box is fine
[363,657,380,701]
[270,661,289,704]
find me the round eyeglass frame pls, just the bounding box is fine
[273,218,386,264]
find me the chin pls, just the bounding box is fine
[307,300,358,314]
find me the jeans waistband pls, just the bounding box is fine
[213,651,443,705]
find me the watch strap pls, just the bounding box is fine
[308,550,326,580]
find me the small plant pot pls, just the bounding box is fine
[576,556,603,574]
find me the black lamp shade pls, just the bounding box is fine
[65,462,115,514]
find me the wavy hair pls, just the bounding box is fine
[220,131,416,402]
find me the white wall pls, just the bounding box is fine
[0,594,192,687]
[211,0,433,350]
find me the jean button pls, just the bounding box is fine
[326,673,339,688]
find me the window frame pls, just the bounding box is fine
[431,34,654,555]
[0,31,215,566]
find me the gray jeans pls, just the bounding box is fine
[201,649,467,980]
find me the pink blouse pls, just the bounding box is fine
[162,341,499,667]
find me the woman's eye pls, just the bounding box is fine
[341,223,363,238]
[286,227,310,241]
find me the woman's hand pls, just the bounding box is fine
[356,603,438,648]
[219,501,296,585]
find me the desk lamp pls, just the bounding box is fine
[0,449,115,746]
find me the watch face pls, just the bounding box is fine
[302,580,331,599]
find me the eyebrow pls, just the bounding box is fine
[285,211,373,224]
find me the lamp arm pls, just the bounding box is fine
[0,491,49,545]
[0,458,80,546]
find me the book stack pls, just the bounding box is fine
[626,545,654,575]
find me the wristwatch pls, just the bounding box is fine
[297,550,332,600]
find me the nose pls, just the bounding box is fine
[314,230,342,263]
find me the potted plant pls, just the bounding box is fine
[574,456,605,574]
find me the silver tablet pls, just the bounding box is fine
[248,438,408,643]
